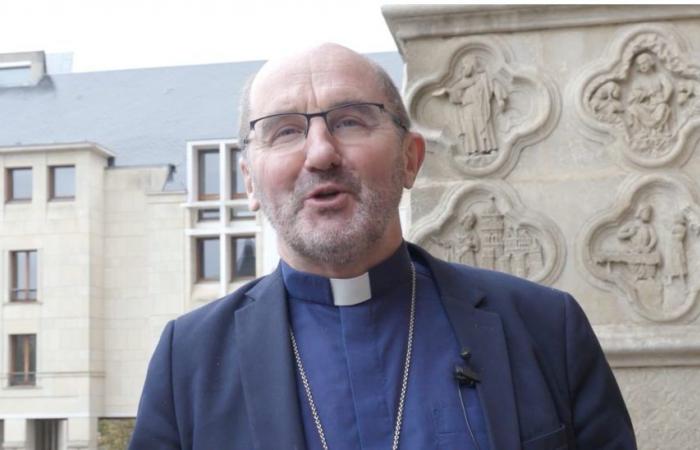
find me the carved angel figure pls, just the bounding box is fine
[591,81,624,123]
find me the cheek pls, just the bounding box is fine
[350,148,403,184]
[254,153,304,195]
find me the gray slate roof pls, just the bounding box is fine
[0,52,404,191]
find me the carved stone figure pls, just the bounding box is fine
[410,38,559,177]
[591,80,624,123]
[615,204,661,279]
[578,26,700,167]
[665,214,688,285]
[626,53,674,153]
[457,212,480,266]
[433,56,505,156]
[580,174,700,322]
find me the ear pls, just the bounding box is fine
[402,131,426,189]
[240,154,260,211]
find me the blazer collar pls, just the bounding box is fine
[234,267,306,450]
[411,244,522,450]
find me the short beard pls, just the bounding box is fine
[256,155,405,268]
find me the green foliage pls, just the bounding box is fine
[98,418,135,450]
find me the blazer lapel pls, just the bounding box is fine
[234,269,306,450]
[413,245,522,450]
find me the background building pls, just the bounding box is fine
[0,50,402,449]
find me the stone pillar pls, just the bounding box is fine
[66,417,97,450]
[384,5,700,450]
[2,419,27,450]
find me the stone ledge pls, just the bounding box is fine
[383,5,700,55]
[596,325,700,367]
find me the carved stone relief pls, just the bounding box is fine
[580,174,700,322]
[410,182,565,285]
[576,24,700,168]
[406,37,560,177]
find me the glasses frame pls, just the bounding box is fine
[243,102,407,148]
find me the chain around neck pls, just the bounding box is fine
[289,262,417,450]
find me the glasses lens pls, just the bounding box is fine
[256,113,308,149]
[327,104,383,142]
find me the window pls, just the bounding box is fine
[230,205,255,221]
[6,168,32,202]
[197,237,220,281]
[232,236,256,280]
[197,209,220,222]
[0,62,31,88]
[231,148,247,199]
[34,420,61,450]
[10,250,37,302]
[198,149,219,200]
[49,165,75,200]
[9,334,36,386]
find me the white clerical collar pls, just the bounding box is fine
[329,272,372,306]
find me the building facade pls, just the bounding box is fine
[0,50,403,449]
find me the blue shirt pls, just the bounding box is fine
[283,244,491,450]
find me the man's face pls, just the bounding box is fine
[241,45,423,274]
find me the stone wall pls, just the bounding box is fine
[384,5,700,449]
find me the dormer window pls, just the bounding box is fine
[0,51,46,88]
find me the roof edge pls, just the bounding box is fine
[0,141,116,158]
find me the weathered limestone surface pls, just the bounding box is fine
[385,5,700,449]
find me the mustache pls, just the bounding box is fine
[292,168,362,211]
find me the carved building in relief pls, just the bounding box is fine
[411,183,564,285]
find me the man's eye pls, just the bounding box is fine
[270,126,304,143]
[332,116,367,130]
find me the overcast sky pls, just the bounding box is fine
[0,0,419,72]
[1,0,673,73]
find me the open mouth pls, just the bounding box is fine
[305,185,351,209]
[313,189,341,199]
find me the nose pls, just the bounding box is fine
[303,116,342,171]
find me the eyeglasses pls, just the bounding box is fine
[244,102,407,151]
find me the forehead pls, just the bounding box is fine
[250,47,386,117]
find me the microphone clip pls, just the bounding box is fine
[453,364,480,387]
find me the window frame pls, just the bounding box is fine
[230,148,247,200]
[6,167,32,202]
[231,235,257,281]
[10,250,37,302]
[9,334,36,387]
[196,236,221,282]
[48,165,76,201]
[198,149,220,201]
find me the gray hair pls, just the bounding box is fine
[237,56,410,157]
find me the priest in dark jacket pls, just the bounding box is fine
[130,43,636,450]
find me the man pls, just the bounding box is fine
[130,44,636,450]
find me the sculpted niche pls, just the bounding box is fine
[576,24,700,168]
[580,174,700,322]
[410,182,565,285]
[406,37,559,177]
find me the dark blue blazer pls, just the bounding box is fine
[130,245,636,450]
